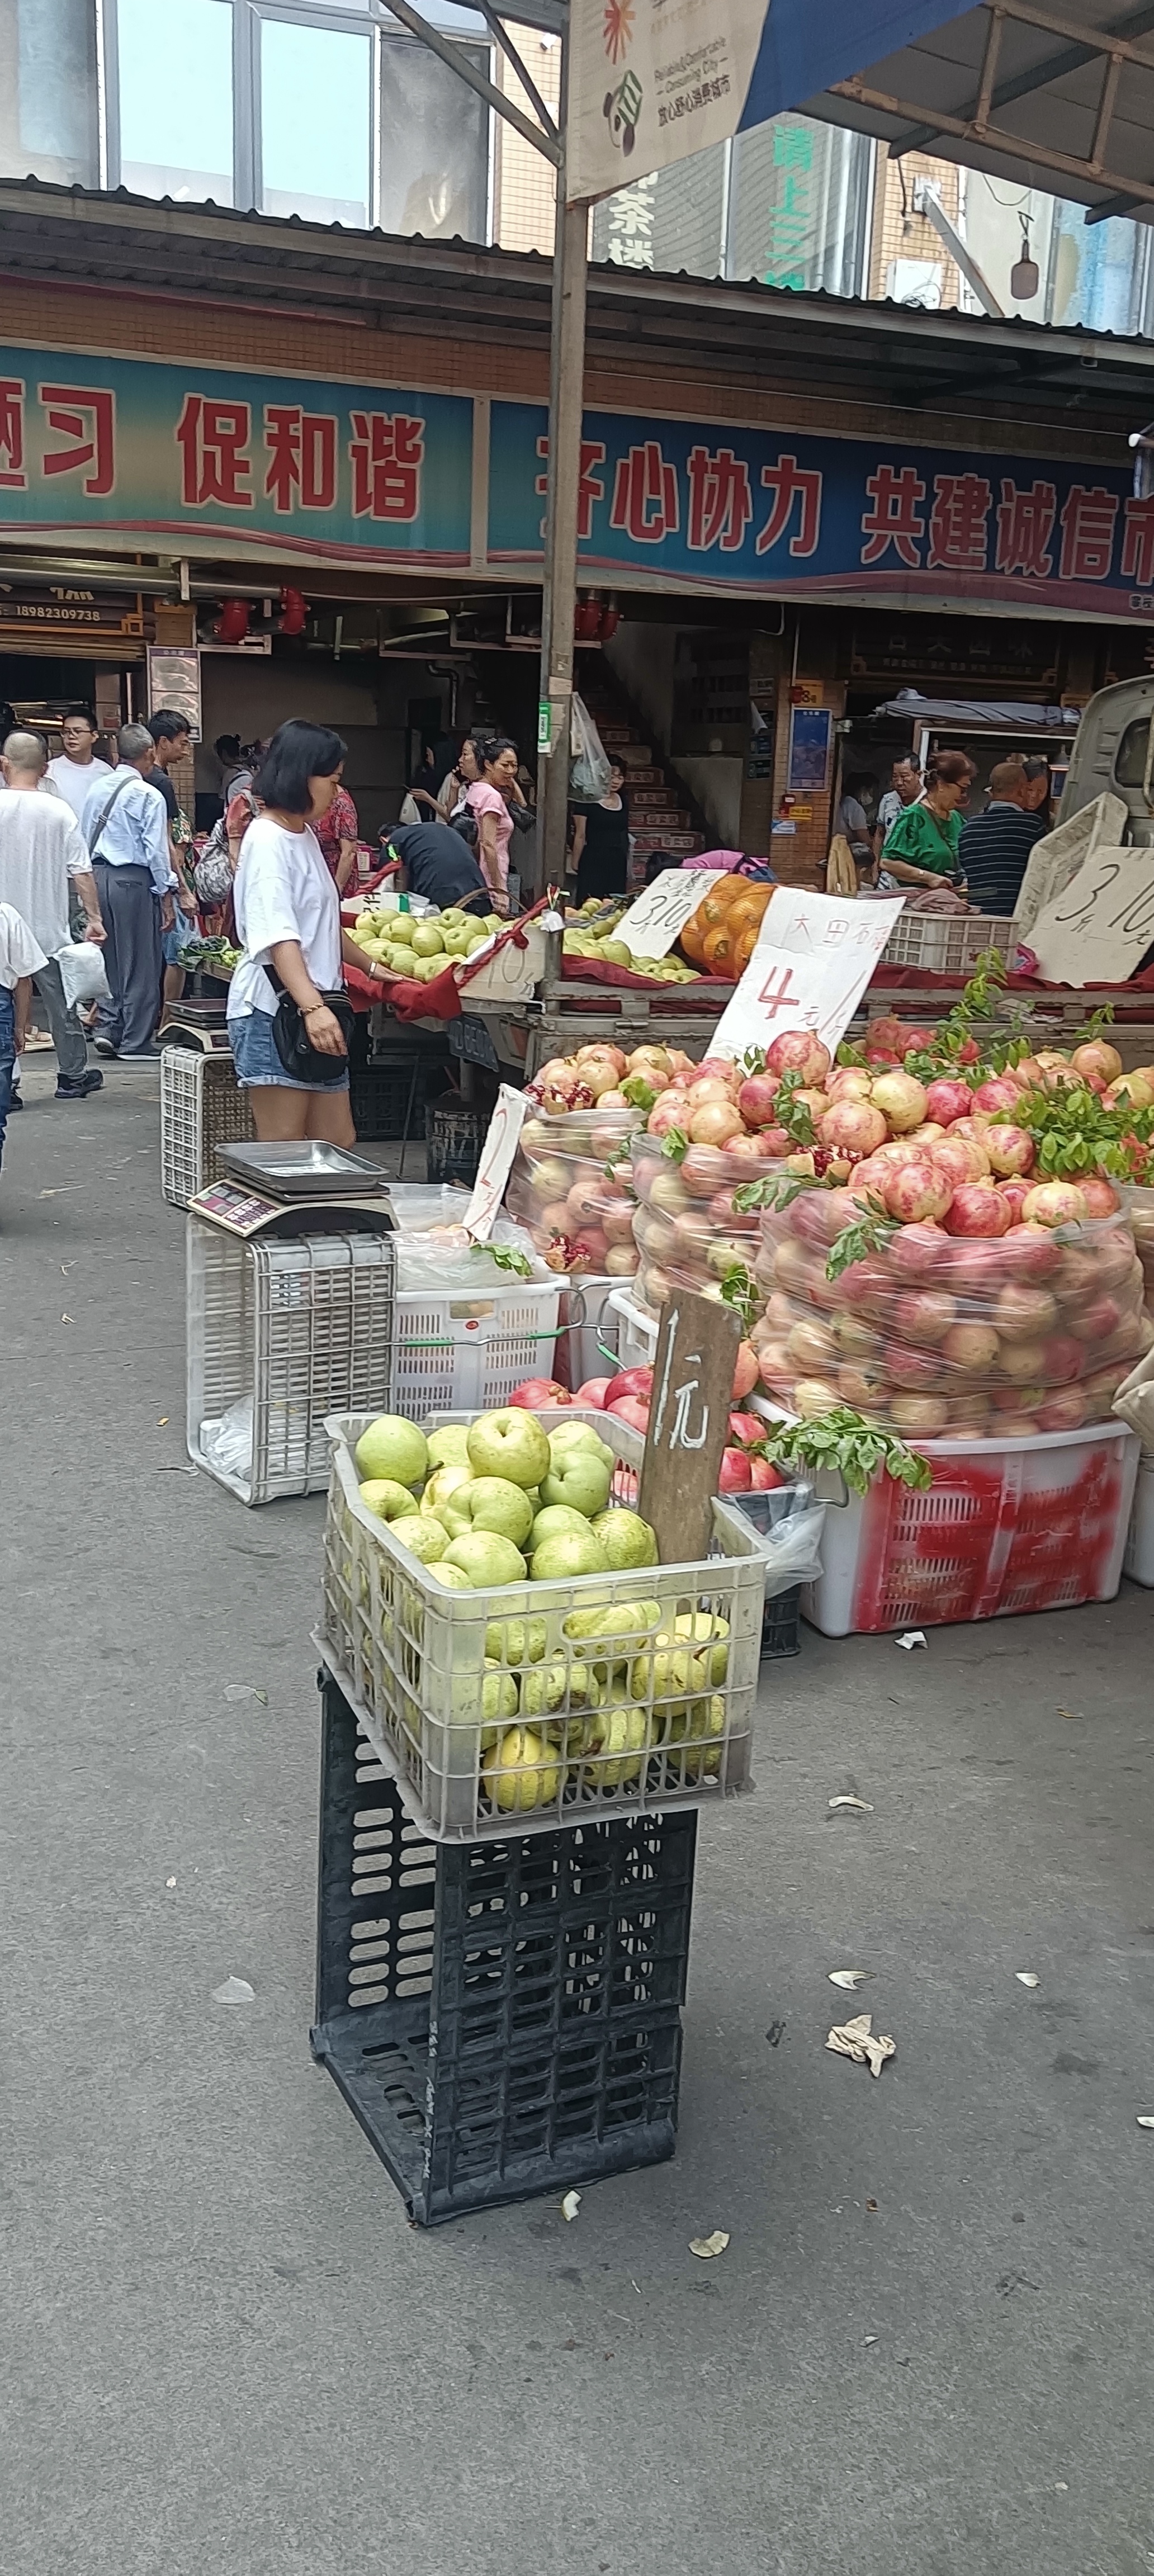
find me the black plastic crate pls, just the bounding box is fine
[350,1059,424,1143]
[761,1585,801,1659]
[425,1096,486,1186]
[311,1671,696,2225]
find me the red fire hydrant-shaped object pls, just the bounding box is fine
[214,596,250,643]
[280,585,308,637]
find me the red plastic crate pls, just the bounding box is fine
[804,1422,1140,1636]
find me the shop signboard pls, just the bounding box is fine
[0,581,143,645]
[489,402,1147,619]
[0,346,473,566]
[1,338,1152,621]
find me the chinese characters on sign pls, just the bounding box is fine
[491,402,1147,613]
[0,344,471,564]
[711,890,905,1062]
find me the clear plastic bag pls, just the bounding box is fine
[753,1192,1150,1441]
[506,1103,644,1279]
[630,1130,783,1314]
[55,940,111,1009]
[723,1485,827,1598]
[569,694,612,799]
[200,1395,253,1480]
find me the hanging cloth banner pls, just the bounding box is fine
[566,0,974,205]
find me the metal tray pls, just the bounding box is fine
[219,1140,387,1199]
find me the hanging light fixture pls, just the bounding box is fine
[1010,212,1039,302]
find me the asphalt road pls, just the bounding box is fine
[3,1058,1153,2576]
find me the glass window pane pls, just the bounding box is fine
[118,0,233,205]
[260,19,371,227]
[377,37,487,243]
[0,0,98,186]
[727,116,873,297]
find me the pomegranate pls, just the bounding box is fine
[605,1244,640,1276]
[998,1340,1049,1383]
[1070,1040,1123,1086]
[944,1186,1012,1238]
[509,1377,569,1407]
[1021,1181,1089,1228]
[1041,1334,1084,1386]
[753,1125,792,1159]
[943,1320,1000,1372]
[995,1284,1057,1337]
[834,1311,883,1360]
[941,1239,1003,1296]
[924,1077,973,1126]
[646,1097,689,1138]
[787,1318,838,1371]
[1001,1221,1061,1283]
[606,1394,650,1434]
[732,1341,760,1401]
[885,1342,945,1390]
[894,1288,957,1347]
[736,1072,782,1129]
[573,1376,613,1408]
[601,1200,637,1246]
[722,1133,768,1166]
[839,1361,891,1408]
[680,1144,730,1200]
[765,1030,831,1086]
[863,1015,905,1060]
[756,1338,792,1389]
[648,1168,690,1216]
[792,1376,841,1418]
[882,1159,954,1224]
[689,1100,745,1147]
[1079,1175,1122,1217]
[685,1076,734,1110]
[983,1124,1034,1178]
[708,1188,759,1236]
[819,1100,888,1155]
[870,1069,930,1133]
[729,1409,764,1446]
[932,1136,990,1189]
[908,1122,947,1144]
[996,1179,1034,1224]
[1105,1073,1154,1113]
[1067,1293,1124,1344]
[826,1067,875,1101]
[970,1076,1025,1117]
[1035,1386,1088,1432]
[993,1381,1043,1411]
[717,1447,753,1493]
[748,1456,786,1490]
[887,1220,951,1282]
[888,1393,949,1436]
[944,1118,994,1167]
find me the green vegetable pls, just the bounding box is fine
[718,1262,759,1337]
[995,1078,1154,1182]
[732,1172,819,1216]
[474,1243,533,1278]
[661,1126,689,1162]
[773,1068,816,1145]
[764,1407,933,1499]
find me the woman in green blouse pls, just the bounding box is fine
[880,749,976,889]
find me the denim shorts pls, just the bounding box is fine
[228,1006,349,1093]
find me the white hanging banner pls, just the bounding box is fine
[566,0,976,207]
[711,889,905,1060]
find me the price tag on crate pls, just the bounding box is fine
[637,1286,739,1568]
[712,888,905,1060]
[617,868,727,960]
[464,1084,530,1240]
[1025,845,1154,984]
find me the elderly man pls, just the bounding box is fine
[957,756,1050,916]
[0,730,106,1099]
[82,723,176,1062]
[876,757,923,839]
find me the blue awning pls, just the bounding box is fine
[739,2,975,132]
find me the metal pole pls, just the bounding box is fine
[536,37,589,896]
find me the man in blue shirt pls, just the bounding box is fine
[82,724,176,1061]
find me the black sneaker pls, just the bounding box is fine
[7,1090,22,1110]
[93,1035,119,1059]
[56,1068,105,1099]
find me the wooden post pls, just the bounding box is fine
[637,1286,740,1568]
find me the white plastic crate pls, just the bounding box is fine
[606,1287,658,1372]
[390,1281,564,1421]
[879,912,1015,975]
[320,1407,765,1842]
[557,1275,630,1389]
[798,1419,1139,1636]
[1124,1454,1154,1587]
[160,1046,254,1210]
[187,1218,395,1504]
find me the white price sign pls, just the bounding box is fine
[711,890,905,1060]
[1025,846,1154,984]
[620,869,727,959]
[464,1084,529,1240]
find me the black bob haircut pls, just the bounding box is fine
[254,719,347,815]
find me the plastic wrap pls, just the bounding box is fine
[506,1104,642,1280]
[721,1484,828,1599]
[1124,1183,1154,1318]
[630,1130,781,1313]
[751,1192,1150,1441]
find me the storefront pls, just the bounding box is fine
[1,174,1152,874]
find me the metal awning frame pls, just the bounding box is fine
[832,0,1154,225]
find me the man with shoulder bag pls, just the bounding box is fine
[82,724,177,1061]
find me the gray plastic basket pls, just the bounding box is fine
[320,1407,764,1841]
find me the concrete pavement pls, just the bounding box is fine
[3,1057,1153,2576]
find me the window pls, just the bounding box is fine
[259,15,372,226]
[377,36,488,242]
[0,0,98,186]
[118,0,234,205]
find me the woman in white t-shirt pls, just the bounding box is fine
[227,720,391,1146]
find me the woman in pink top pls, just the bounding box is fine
[466,737,519,913]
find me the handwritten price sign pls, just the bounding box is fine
[618,868,727,959]
[711,889,905,1059]
[464,1084,530,1239]
[1027,846,1154,984]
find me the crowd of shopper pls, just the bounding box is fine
[829,749,1052,913]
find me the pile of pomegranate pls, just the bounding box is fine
[508,1041,696,1277]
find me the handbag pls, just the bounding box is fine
[268,973,356,1086]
